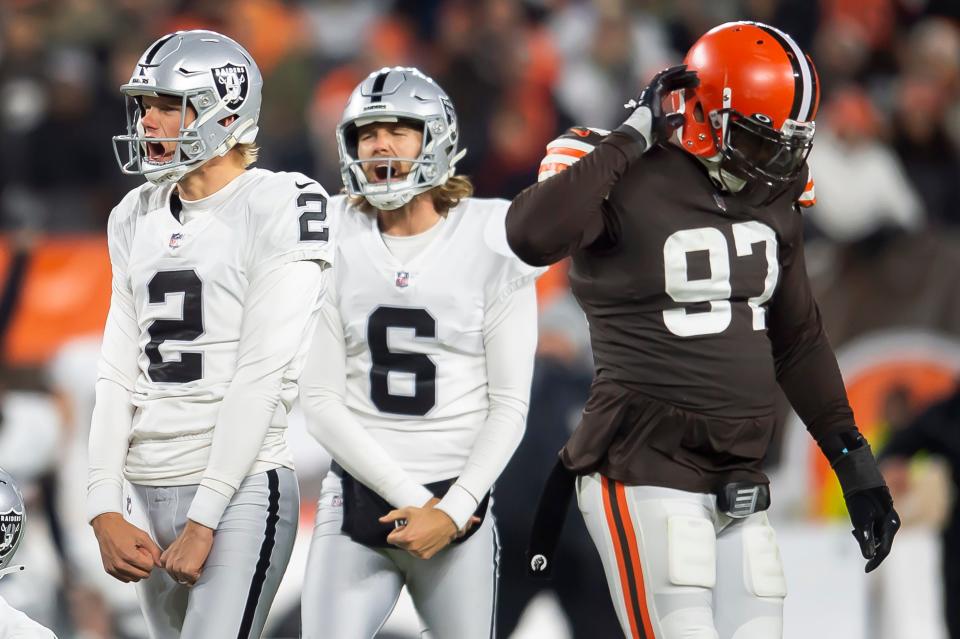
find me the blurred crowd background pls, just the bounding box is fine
[2,0,960,637]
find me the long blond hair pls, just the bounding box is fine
[236,142,259,167]
[351,174,474,216]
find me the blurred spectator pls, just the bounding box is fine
[891,18,960,228]
[550,2,672,129]
[807,85,924,243]
[879,385,960,638]
[307,15,418,190]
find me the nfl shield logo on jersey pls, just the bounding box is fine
[212,63,249,110]
[395,271,410,288]
[169,232,183,249]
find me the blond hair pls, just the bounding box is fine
[351,174,474,216]
[236,142,259,167]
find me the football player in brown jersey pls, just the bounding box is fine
[506,21,900,639]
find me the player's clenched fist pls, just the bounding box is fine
[160,520,215,586]
[91,512,161,583]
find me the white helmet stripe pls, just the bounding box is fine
[757,23,815,121]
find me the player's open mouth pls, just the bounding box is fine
[371,163,407,183]
[146,141,174,163]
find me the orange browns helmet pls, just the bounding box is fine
[672,21,821,189]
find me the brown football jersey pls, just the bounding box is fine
[507,132,855,493]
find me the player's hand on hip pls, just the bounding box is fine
[381,499,458,560]
[159,519,214,586]
[845,485,901,573]
[91,512,162,583]
[617,64,699,155]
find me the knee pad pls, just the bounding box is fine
[741,522,787,598]
[667,515,716,588]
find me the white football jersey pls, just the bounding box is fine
[103,168,332,484]
[327,195,542,483]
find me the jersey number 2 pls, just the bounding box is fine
[367,306,437,416]
[663,221,779,337]
[145,269,204,383]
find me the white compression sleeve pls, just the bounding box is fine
[86,267,140,522]
[299,296,435,509]
[436,280,538,529]
[186,260,325,529]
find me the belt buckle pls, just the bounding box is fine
[717,482,769,518]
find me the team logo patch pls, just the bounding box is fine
[395,271,410,288]
[212,63,249,110]
[0,509,23,564]
[530,554,548,572]
[169,232,184,249]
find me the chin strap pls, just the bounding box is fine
[0,565,24,580]
[444,148,467,181]
[696,155,747,193]
[214,119,258,158]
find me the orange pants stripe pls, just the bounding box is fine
[601,476,656,638]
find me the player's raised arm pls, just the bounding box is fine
[505,66,698,266]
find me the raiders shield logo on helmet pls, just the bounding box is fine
[212,63,249,110]
[0,510,23,566]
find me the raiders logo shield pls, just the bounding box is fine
[212,63,249,110]
[0,509,23,564]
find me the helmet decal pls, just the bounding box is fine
[212,63,249,110]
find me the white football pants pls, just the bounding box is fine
[301,472,500,639]
[130,468,298,639]
[577,474,786,639]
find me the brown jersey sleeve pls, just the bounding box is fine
[768,198,857,448]
[505,131,640,266]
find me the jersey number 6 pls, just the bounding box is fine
[367,306,437,416]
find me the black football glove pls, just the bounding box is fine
[615,65,699,157]
[846,485,900,573]
[826,431,901,573]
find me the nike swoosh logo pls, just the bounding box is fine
[295,180,317,189]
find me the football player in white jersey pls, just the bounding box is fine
[0,468,58,638]
[298,67,543,639]
[86,31,332,638]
